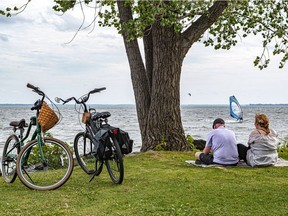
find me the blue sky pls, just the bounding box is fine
[0,1,287,105]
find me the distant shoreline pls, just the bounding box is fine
[0,104,136,107]
[1,103,288,107]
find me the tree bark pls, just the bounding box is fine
[142,19,188,151]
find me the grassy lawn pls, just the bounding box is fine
[1,151,288,215]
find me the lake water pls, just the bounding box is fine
[1,104,288,157]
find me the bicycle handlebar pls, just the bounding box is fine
[27,83,44,97]
[55,97,75,105]
[90,87,106,94]
[27,83,37,90]
[27,83,47,111]
[55,87,106,105]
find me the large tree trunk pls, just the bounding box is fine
[117,0,228,152]
[141,21,188,151]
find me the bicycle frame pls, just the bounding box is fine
[5,116,47,169]
[5,85,51,168]
[55,87,109,156]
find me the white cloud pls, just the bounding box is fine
[181,36,288,105]
[0,1,133,104]
[0,1,287,105]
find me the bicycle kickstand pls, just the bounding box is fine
[89,172,97,183]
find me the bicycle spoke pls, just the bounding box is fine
[21,166,35,184]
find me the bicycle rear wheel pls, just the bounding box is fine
[2,135,20,183]
[105,135,124,184]
[16,137,74,190]
[74,132,103,175]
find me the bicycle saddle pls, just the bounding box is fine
[92,112,111,121]
[10,119,28,128]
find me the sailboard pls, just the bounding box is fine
[229,95,243,122]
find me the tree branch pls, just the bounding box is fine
[116,0,151,113]
[181,0,228,51]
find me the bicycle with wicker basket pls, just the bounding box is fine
[1,83,74,190]
[55,87,133,184]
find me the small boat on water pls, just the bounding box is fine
[229,95,243,122]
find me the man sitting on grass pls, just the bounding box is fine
[195,118,239,166]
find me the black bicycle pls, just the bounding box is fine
[55,88,133,184]
[1,83,74,190]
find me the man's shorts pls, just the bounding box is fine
[199,153,214,165]
[199,153,238,166]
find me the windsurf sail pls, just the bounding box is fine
[229,96,243,121]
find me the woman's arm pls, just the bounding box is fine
[248,129,260,144]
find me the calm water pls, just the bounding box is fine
[1,104,288,157]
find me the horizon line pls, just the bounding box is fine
[1,103,288,106]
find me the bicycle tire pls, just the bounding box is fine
[2,135,20,183]
[16,137,74,190]
[74,132,103,175]
[105,135,124,184]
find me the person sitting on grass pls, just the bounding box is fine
[237,113,278,167]
[195,118,239,166]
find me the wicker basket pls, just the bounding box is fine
[82,112,91,124]
[38,101,59,132]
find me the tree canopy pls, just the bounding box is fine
[1,1,287,69]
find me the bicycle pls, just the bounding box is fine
[55,88,133,184]
[1,83,74,190]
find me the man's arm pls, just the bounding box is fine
[203,146,211,154]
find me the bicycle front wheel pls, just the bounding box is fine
[74,132,103,175]
[16,137,74,190]
[105,135,124,184]
[2,135,20,183]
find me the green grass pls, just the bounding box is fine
[1,151,288,215]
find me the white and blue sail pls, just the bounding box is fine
[229,96,243,121]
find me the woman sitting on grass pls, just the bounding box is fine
[237,113,278,167]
